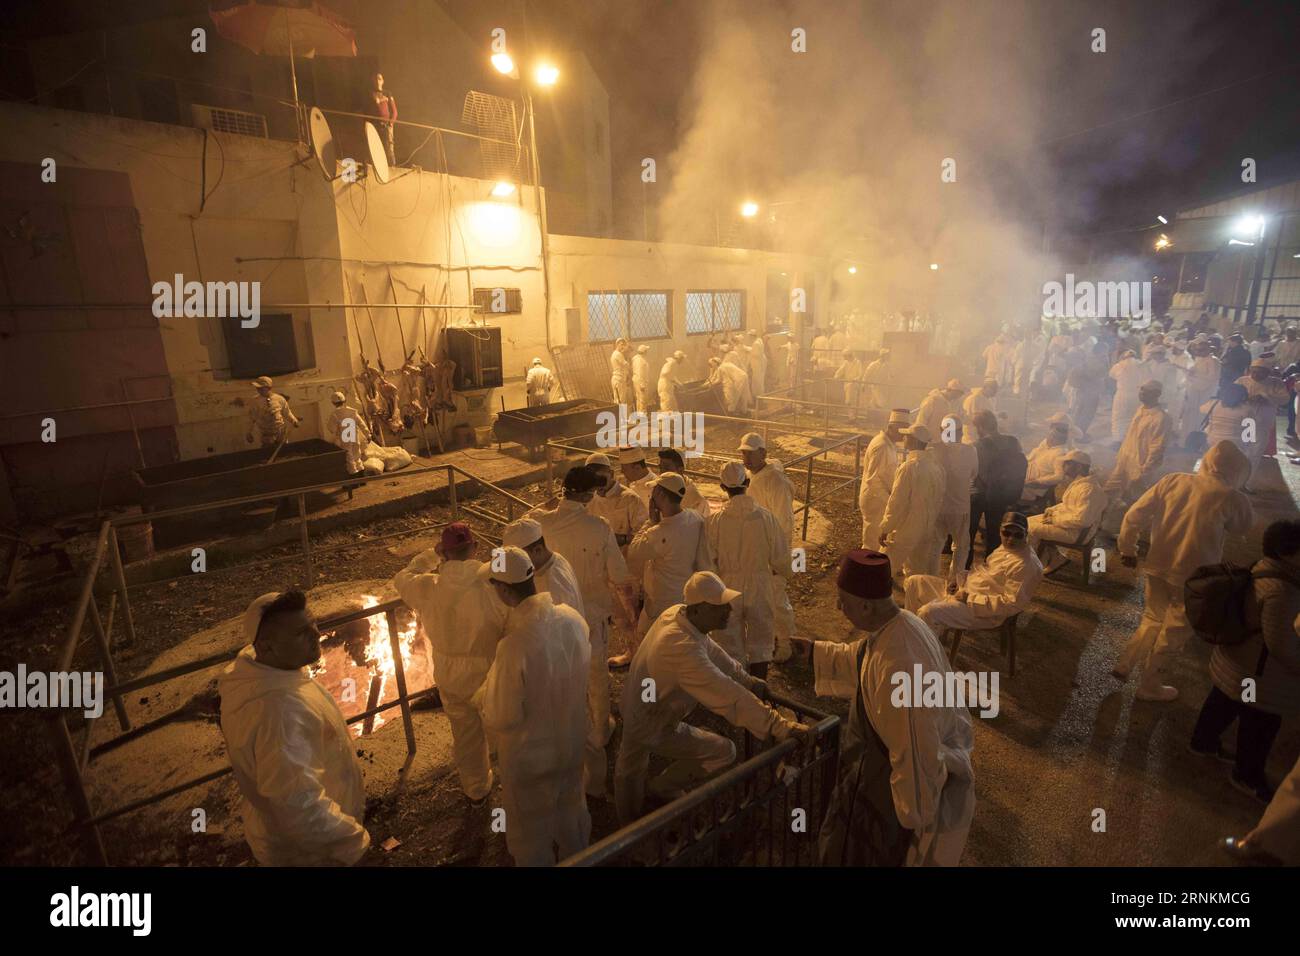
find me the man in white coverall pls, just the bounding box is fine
[478,546,591,866]
[610,338,631,407]
[1114,440,1253,701]
[904,512,1043,631]
[878,424,946,577]
[740,431,798,661]
[324,389,371,475]
[915,378,967,441]
[1109,348,1147,443]
[585,451,648,549]
[789,550,975,866]
[931,414,979,584]
[529,465,636,798]
[392,522,506,804]
[1105,380,1174,509]
[705,461,790,677]
[858,410,907,548]
[524,357,557,407]
[218,590,369,866]
[614,571,809,823]
[627,473,714,640]
[658,447,712,519]
[1027,450,1107,576]
[632,344,652,413]
[658,350,688,412]
[501,517,583,615]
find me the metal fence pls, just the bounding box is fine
[46,460,537,865]
[560,693,840,867]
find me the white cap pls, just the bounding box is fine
[684,571,741,606]
[653,472,687,497]
[719,461,749,488]
[736,432,765,452]
[585,452,614,468]
[637,344,650,353]
[887,409,911,425]
[672,350,686,361]
[482,546,535,585]
[243,592,283,643]
[1063,450,1091,466]
[330,390,346,404]
[253,376,273,389]
[618,446,647,466]
[501,518,543,549]
[531,357,542,366]
[944,378,965,392]
[900,423,932,444]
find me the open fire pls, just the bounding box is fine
[310,595,434,737]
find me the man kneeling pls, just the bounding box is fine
[904,512,1042,631]
[613,571,809,824]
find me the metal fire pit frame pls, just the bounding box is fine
[45,460,537,865]
[560,693,840,867]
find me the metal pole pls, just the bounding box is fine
[526,90,554,355]
[802,455,814,542]
[447,465,459,518]
[87,597,130,730]
[298,494,313,588]
[106,525,138,648]
[47,716,108,865]
[545,442,555,498]
[1245,222,1267,325]
[385,608,418,758]
[853,435,864,501]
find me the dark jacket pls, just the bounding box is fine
[974,433,1027,503]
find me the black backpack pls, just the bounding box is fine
[1184,563,1297,645]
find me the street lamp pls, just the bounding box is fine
[740,200,759,218]
[534,63,559,87]
[847,265,858,275]
[929,263,939,271]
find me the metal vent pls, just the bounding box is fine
[461,90,522,183]
[191,104,268,138]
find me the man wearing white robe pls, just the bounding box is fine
[905,512,1042,631]
[861,349,893,408]
[960,380,1001,445]
[1180,340,1220,437]
[632,345,652,413]
[879,425,946,577]
[610,339,632,408]
[791,550,975,866]
[1027,451,1108,575]
[1114,441,1253,701]
[915,379,966,441]
[585,452,649,549]
[627,473,714,639]
[657,350,688,412]
[1105,381,1174,508]
[745,330,768,398]
[859,411,906,548]
[1143,347,1186,437]
[657,448,711,519]
[705,461,790,675]
[740,431,798,661]
[1109,350,1148,442]
[524,357,557,407]
[708,356,750,414]
[932,415,979,585]
[834,350,865,407]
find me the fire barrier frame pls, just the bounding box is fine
[47,460,537,865]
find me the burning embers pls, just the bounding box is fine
[310,596,434,736]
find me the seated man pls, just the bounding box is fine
[613,571,808,824]
[1019,412,1074,511]
[903,512,1043,631]
[1027,450,1107,576]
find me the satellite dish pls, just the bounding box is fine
[365,122,391,184]
[309,107,337,181]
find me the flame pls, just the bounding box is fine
[357,594,419,735]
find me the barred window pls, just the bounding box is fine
[685,290,745,334]
[587,290,671,342]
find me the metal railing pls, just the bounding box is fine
[560,693,840,867]
[45,457,538,865]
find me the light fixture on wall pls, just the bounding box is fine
[491,181,517,198]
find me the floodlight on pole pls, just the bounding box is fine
[847,265,858,275]
[929,263,939,270]
[1231,214,1265,240]
[491,52,516,76]
[534,63,560,86]
[740,201,759,218]
[1156,215,1168,225]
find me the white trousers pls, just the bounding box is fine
[614,722,737,825]
[772,575,795,655]
[583,616,614,797]
[500,755,590,866]
[884,525,939,577]
[1116,574,1193,688]
[906,574,1005,630]
[934,509,970,584]
[440,689,492,801]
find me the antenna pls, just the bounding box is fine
[365,122,391,184]
[309,107,337,181]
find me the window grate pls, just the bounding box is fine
[191,104,268,138]
[586,291,670,342]
[685,290,744,334]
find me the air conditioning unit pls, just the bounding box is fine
[191,104,268,138]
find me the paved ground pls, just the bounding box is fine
[2,398,1296,866]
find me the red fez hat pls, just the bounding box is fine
[439,521,476,552]
[836,549,892,599]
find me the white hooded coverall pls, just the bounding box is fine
[325,404,371,475]
[533,551,584,616]
[705,494,790,665]
[615,605,796,823]
[748,459,797,654]
[915,390,957,443]
[1115,441,1253,690]
[932,438,978,584]
[657,358,682,412]
[905,543,1043,631]
[960,389,997,444]
[480,592,592,866]
[1106,404,1173,504]
[813,610,975,865]
[858,431,900,548]
[880,449,946,576]
[611,348,631,407]
[1027,473,1107,557]
[1109,357,1148,441]
[393,554,506,801]
[627,509,714,635]
[530,499,634,797]
[218,646,370,866]
[587,482,649,545]
[632,353,651,413]
[525,364,557,407]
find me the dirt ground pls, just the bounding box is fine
[2,399,1297,866]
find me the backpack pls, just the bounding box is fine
[1184,563,1296,645]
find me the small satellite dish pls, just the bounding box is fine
[365,122,390,184]
[309,107,337,181]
